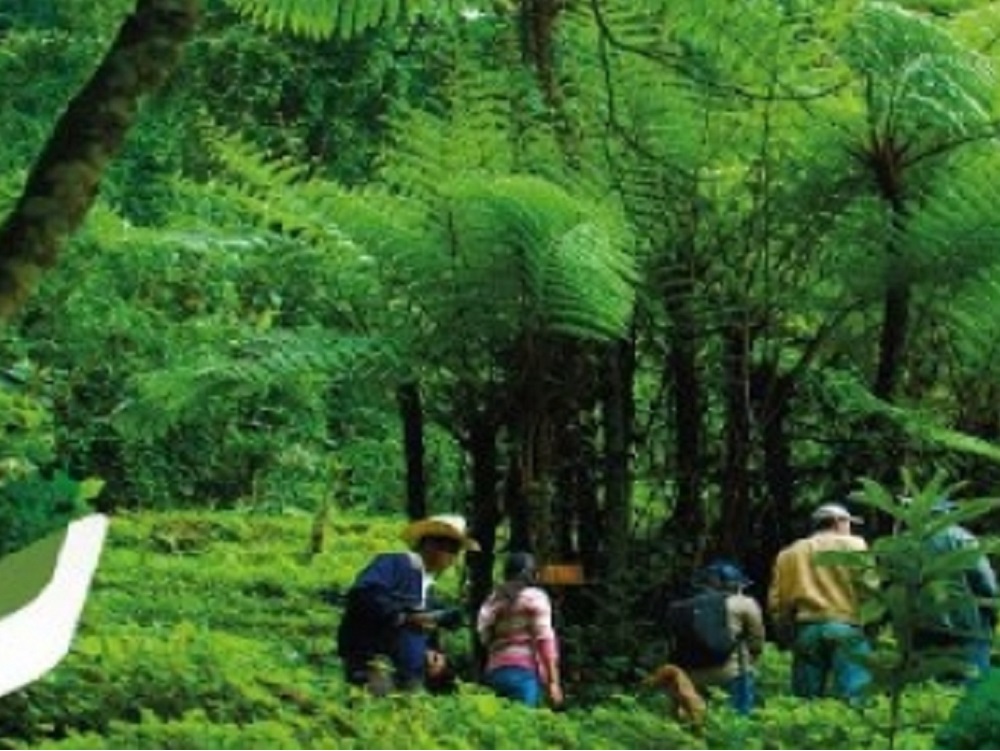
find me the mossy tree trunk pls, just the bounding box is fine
[0,0,200,317]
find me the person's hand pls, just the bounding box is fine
[426,649,448,678]
[546,681,564,708]
[404,611,438,631]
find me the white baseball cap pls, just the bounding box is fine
[812,503,863,525]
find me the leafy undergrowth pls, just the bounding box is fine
[0,509,962,749]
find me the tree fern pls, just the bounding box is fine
[840,1,996,139]
[435,175,636,342]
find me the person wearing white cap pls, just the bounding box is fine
[336,513,478,693]
[768,502,873,702]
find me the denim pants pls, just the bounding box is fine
[726,671,756,714]
[913,631,993,684]
[791,621,871,702]
[485,665,543,707]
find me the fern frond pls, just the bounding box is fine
[824,369,1000,463]
[438,175,636,342]
[841,2,996,136]
[221,0,476,40]
[115,327,394,440]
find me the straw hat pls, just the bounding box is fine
[401,514,480,552]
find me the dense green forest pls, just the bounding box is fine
[4,0,1000,747]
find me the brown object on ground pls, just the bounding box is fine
[643,662,707,729]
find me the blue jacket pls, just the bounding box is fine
[336,552,429,684]
[923,525,998,640]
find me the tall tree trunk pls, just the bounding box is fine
[465,412,501,676]
[664,230,706,547]
[397,381,427,520]
[752,363,795,582]
[602,336,635,581]
[0,0,200,316]
[670,304,704,534]
[557,411,599,565]
[874,279,911,401]
[868,140,910,488]
[718,320,753,559]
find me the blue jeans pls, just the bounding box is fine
[485,666,542,707]
[914,631,993,685]
[726,671,755,714]
[792,621,871,702]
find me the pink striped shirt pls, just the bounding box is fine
[477,585,559,682]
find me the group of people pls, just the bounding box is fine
[335,513,562,707]
[335,499,998,713]
[769,500,997,705]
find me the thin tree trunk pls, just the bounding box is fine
[752,363,795,581]
[466,412,501,677]
[718,321,753,559]
[602,337,635,581]
[874,280,911,401]
[664,230,706,546]
[0,0,200,316]
[397,381,427,520]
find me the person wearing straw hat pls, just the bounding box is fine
[337,513,478,694]
[768,502,874,703]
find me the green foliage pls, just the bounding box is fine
[0,507,959,749]
[21,711,319,750]
[840,2,995,138]
[220,0,491,40]
[818,469,1000,746]
[707,691,956,750]
[0,383,55,472]
[0,622,293,740]
[14,203,415,510]
[0,470,100,556]
[936,668,1000,749]
[0,377,100,554]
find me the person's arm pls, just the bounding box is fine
[349,554,421,628]
[742,597,767,660]
[767,552,787,621]
[476,594,499,646]
[528,589,563,706]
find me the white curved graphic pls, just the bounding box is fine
[0,513,108,698]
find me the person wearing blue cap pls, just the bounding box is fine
[685,559,766,714]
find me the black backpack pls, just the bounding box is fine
[665,590,735,669]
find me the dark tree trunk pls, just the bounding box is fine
[718,321,753,559]
[397,381,427,520]
[874,280,911,401]
[665,241,705,546]
[602,336,636,580]
[751,363,795,583]
[505,447,532,553]
[868,139,911,488]
[465,412,501,676]
[0,0,200,316]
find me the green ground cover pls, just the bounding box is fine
[0,509,964,749]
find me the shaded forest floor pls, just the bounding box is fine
[0,508,963,749]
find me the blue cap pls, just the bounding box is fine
[701,560,752,588]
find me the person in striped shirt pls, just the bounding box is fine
[477,552,563,708]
